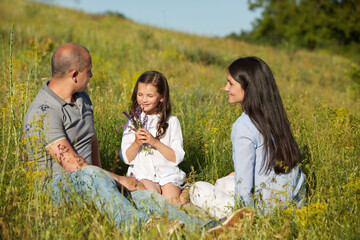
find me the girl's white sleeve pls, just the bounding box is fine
[119,120,135,165]
[168,116,185,165]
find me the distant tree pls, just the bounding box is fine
[104,11,126,19]
[240,0,360,50]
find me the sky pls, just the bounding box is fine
[35,0,262,37]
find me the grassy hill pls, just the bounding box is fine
[0,0,359,239]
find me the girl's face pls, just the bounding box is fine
[224,73,245,104]
[137,82,163,115]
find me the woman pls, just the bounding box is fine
[190,57,306,218]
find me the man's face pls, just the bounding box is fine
[76,57,93,92]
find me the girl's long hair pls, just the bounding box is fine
[228,57,301,174]
[131,71,171,139]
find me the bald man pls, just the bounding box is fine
[24,43,142,189]
[23,43,226,232]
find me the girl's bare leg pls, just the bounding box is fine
[141,179,161,194]
[161,183,182,204]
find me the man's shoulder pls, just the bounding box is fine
[25,88,63,122]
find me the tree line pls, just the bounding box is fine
[229,0,360,54]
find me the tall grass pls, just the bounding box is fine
[0,0,359,238]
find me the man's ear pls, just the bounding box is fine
[71,70,79,83]
[72,70,79,78]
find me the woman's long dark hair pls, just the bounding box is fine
[228,57,301,174]
[131,71,171,139]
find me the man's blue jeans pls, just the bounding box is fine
[51,165,214,231]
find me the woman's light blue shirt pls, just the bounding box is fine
[231,112,306,212]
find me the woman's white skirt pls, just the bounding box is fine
[190,176,235,219]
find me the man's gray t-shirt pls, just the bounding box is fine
[24,80,95,179]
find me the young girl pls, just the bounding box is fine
[120,70,188,205]
[190,57,306,217]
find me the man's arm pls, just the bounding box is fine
[107,172,146,191]
[46,139,90,172]
[91,134,102,168]
[46,138,145,191]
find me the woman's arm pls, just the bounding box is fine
[232,124,256,207]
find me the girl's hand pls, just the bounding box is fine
[137,128,176,163]
[134,130,145,146]
[137,128,158,148]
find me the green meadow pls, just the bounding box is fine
[0,0,359,239]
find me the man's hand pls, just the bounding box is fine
[118,176,146,191]
[108,173,146,191]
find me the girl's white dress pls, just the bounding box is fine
[120,113,186,187]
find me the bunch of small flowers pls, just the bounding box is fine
[117,105,151,152]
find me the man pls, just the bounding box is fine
[24,43,142,189]
[23,43,250,233]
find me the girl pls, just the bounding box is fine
[120,71,188,205]
[190,57,306,218]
